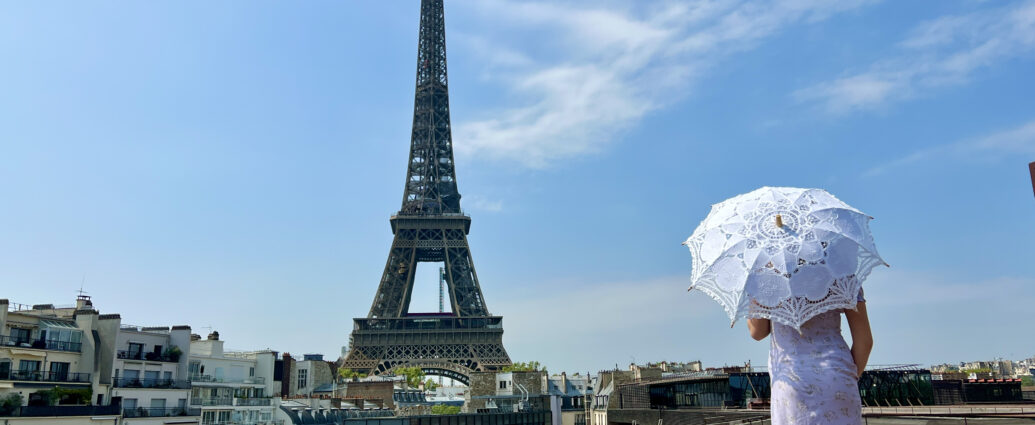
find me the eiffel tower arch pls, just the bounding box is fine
[341,0,512,383]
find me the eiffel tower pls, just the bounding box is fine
[341,0,511,384]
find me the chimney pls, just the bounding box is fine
[190,333,201,341]
[75,295,93,310]
[207,331,219,341]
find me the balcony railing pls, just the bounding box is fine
[235,397,273,406]
[0,335,82,353]
[0,405,120,417]
[122,407,202,418]
[0,370,91,384]
[113,377,190,389]
[190,374,265,385]
[117,350,180,362]
[190,397,233,406]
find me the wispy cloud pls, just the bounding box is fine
[796,0,1035,112]
[464,194,504,212]
[865,119,1035,176]
[453,0,877,167]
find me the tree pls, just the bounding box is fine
[395,366,426,388]
[1022,376,1034,387]
[338,368,367,382]
[502,361,547,374]
[432,404,462,415]
[424,378,439,391]
[0,393,23,415]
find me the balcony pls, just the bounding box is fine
[0,405,121,417]
[190,374,265,385]
[190,397,233,406]
[0,335,82,353]
[0,370,91,384]
[117,350,180,362]
[113,377,191,389]
[122,407,202,418]
[235,397,273,406]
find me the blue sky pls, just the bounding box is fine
[2,0,1034,374]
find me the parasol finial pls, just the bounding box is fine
[775,214,784,228]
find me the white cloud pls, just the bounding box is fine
[453,0,877,167]
[865,119,1035,176]
[796,0,1035,112]
[464,194,504,212]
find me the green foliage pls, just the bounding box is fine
[338,368,367,381]
[962,368,993,374]
[162,345,183,361]
[395,367,425,388]
[1022,375,1034,386]
[431,404,461,415]
[424,378,439,391]
[502,361,547,374]
[1,393,24,414]
[34,386,92,406]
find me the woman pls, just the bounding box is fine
[748,290,873,425]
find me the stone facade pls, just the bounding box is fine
[344,381,395,408]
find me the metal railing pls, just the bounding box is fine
[235,397,273,406]
[117,349,180,362]
[122,407,202,418]
[0,370,91,383]
[112,377,190,389]
[0,335,82,352]
[354,316,504,331]
[1,405,121,417]
[190,374,265,384]
[190,397,234,406]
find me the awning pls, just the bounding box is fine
[5,348,46,357]
[39,319,79,330]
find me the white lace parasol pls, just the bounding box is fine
[683,187,887,330]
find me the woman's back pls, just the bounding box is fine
[768,310,862,425]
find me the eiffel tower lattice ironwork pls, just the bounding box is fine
[341,0,511,384]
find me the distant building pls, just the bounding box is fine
[290,354,334,397]
[545,373,591,425]
[466,371,550,413]
[112,324,200,424]
[188,332,279,425]
[1,296,123,423]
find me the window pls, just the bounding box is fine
[0,360,10,379]
[163,371,172,381]
[10,328,31,345]
[49,362,70,380]
[144,370,160,381]
[189,361,201,377]
[499,380,508,389]
[178,398,187,409]
[124,369,140,380]
[128,343,144,359]
[19,360,41,372]
[249,367,255,377]
[298,369,308,388]
[123,398,138,410]
[150,398,166,409]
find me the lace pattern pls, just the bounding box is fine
[685,187,886,330]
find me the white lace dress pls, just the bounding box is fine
[768,290,864,425]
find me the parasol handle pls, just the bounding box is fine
[775,214,784,228]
